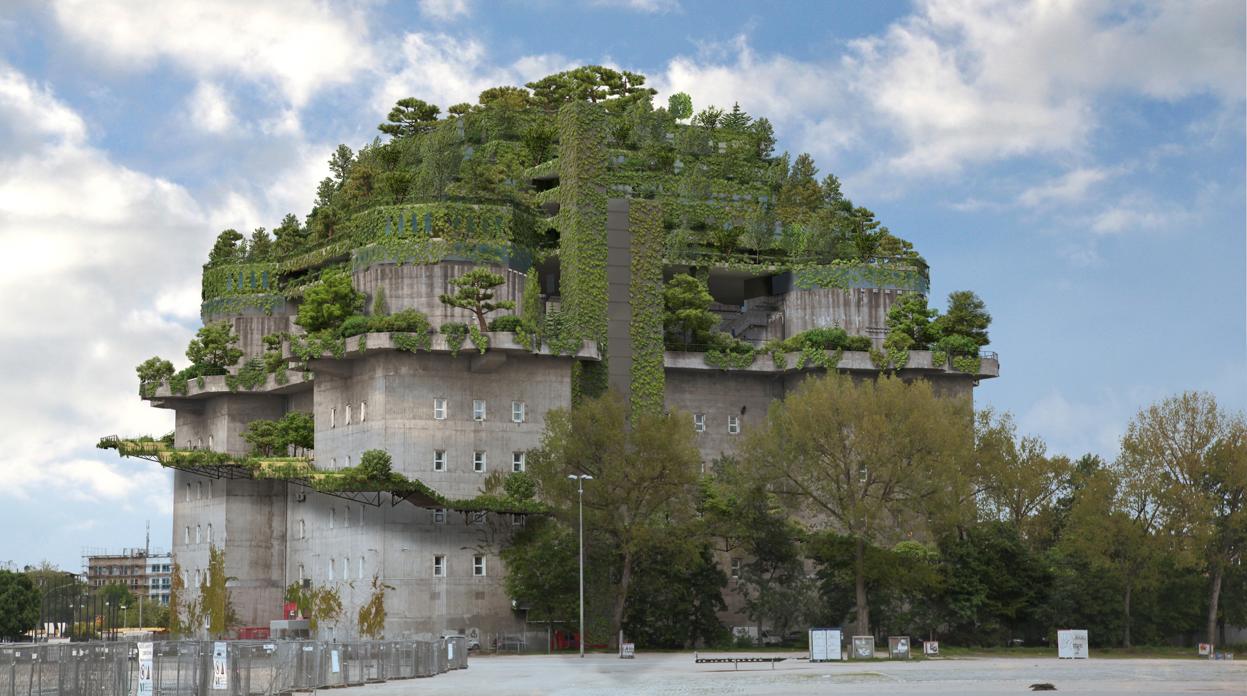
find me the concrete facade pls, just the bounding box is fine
[157,230,995,641]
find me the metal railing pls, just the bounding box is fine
[0,638,467,696]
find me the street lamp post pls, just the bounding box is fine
[567,474,593,658]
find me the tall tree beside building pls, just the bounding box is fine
[1118,392,1247,646]
[0,570,40,640]
[742,374,970,636]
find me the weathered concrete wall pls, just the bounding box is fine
[605,199,632,399]
[352,262,526,328]
[171,474,288,629]
[663,370,784,464]
[313,351,572,499]
[781,287,905,345]
[285,489,524,640]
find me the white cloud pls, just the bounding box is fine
[186,81,237,134]
[418,0,472,21]
[589,0,681,13]
[653,1,1243,187]
[0,63,86,150]
[49,0,375,109]
[1018,167,1113,207]
[0,65,210,513]
[1017,389,1132,460]
[376,33,572,114]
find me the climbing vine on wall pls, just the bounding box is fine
[357,575,393,639]
[557,101,609,400]
[628,199,665,416]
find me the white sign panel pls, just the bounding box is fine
[1057,630,1089,659]
[137,642,153,696]
[620,643,635,659]
[330,649,341,674]
[211,642,229,690]
[448,641,455,660]
[809,628,842,662]
[923,641,940,656]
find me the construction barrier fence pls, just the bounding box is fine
[0,637,467,696]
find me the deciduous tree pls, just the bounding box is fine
[743,374,970,636]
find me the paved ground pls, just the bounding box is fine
[338,652,1246,695]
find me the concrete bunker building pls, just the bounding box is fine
[107,85,998,641]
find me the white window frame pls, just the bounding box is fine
[298,519,305,540]
[345,404,352,425]
[360,401,366,422]
[512,513,525,527]
[328,559,334,581]
[298,564,304,581]
[433,398,447,420]
[185,483,191,502]
[473,555,486,577]
[197,481,203,500]
[727,415,740,435]
[433,508,447,525]
[358,556,364,579]
[511,401,526,423]
[206,523,213,543]
[330,508,335,529]
[473,399,487,422]
[330,407,336,429]
[694,413,706,433]
[730,558,741,579]
[473,451,487,473]
[343,505,350,528]
[512,451,526,473]
[184,526,190,544]
[433,450,446,472]
[433,555,445,577]
[195,525,201,544]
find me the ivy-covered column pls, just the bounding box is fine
[628,199,665,417]
[557,101,609,399]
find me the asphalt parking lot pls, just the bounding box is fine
[333,651,1246,695]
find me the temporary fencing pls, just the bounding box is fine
[0,637,467,696]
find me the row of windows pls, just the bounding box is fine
[183,524,217,545]
[434,399,526,423]
[329,402,366,428]
[692,413,741,435]
[331,400,528,426]
[294,554,487,580]
[326,451,527,474]
[184,480,214,502]
[295,507,523,539]
[434,450,526,473]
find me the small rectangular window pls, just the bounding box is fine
[728,415,740,435]
[433,555,445,577]
[433,398,447,420]
[345,404,352,425]
[433,450,446,472]
[330,407,336,429]
[473,399,486,422]
[473,451,486,473]
[512,513,525,527]
[433,508,446,525]
[330,508,335,529]
[694,413,706,433]
[343,505,350,528]
[184,526,190,544]
[185,483,191,502]
[730,558,741,579]
[328,559,335,581]
[511,401,526,423]
[360,401,366,422]
[473,555,486,577]
[512,451,525,473]
[358,556,364,579]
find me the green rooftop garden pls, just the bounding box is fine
[199,64,928,307]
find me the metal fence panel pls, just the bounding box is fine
[0,638,460,696]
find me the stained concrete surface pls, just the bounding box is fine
[333,652,1246,696]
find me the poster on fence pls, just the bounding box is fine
[137,642,153,696]
[809,628,842,662]
[1057,630,1089,659]
[212,641,229,690]
[331,649,341,674]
